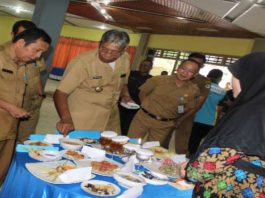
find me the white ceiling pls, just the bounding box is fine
[183,0,265,37]
[0,0,265,37]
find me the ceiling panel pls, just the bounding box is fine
[0,0,262,38]
[182,0,237,17]
[233,4,265,36]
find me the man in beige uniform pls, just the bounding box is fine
[54,30,131,135]
[128,59,200,147]
[0,28,51,184]
[9,20,46,143]
[174,53,210,154]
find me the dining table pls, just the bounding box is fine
[0,131,193,198]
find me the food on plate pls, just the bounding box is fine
[65,150,85,160]
[84,183,116,196]
[28,141,49,146]
[91,160,119,174]
[78,138,97,144]
[149,146,173,159]
[120,174,143,183]
[46,162,75,181]
[60,138,84,150]
[158,158,180,177]
[141,171,167,181]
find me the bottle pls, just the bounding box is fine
[177,96,185,114]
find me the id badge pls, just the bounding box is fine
[177,105,184,114]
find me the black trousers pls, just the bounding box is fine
[118,104,139,136]
[188,122,213,156]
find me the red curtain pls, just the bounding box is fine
[51,36,136,70]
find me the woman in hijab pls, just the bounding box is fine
[184,52,265,197]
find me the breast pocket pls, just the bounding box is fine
[0,68,15,81]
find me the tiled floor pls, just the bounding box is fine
[36,79,175,151]
[35,79,60,134]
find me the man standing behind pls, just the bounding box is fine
[54,30,131,135]
[128,59,200,147]
[119,59,153,135]
[0,28,51,184]
[10,20,46,143]
[174,52,210,154]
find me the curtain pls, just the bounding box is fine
[51,36,136,71]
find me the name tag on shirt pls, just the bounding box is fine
[120,73,126,78]
[2,68,13,74]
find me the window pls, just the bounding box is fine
[147,48,239,88]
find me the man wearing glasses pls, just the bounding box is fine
[54,30,131,135]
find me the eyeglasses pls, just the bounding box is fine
[99,46,123,55]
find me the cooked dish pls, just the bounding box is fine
[65,150,85,160]
[78,138,97,144]
[120,174,143,183]
[84,183,116,196]
[91,160,119,174]
[62,141,81,145]
[158,158,180,177]
[28,141,49,146]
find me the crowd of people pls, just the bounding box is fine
[0,19,264,197]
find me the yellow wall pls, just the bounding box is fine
[0,15,254,56]
[148,34,254,57]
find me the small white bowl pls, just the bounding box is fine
[101,131,118,138]
[123,143,140,152]
[136,149,154,161]
[111,136,129,145]
[59,138,84,151]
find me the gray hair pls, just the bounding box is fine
[100,29,130,50]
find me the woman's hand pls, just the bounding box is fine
[180,161,188,178]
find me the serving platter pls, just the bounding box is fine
[25,160,94,184]
[81,180,121,197]
[77,158,122,177]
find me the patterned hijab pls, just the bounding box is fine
[194,52,265,160]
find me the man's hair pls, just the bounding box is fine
[100,29,130,50]
[12,20,37,36]
[207,69,223,83]
[180,59,202,69]
[188,52,206,64]
[12,28,52,45]
[141,58,153,67]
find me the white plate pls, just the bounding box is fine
[81,180,121,197]
[142,160,180,179]
[29,150,62,162]
[77,138,98,145]
[25,160,95,184]
[113,171,145,188]
[120,102,140,110]
[24,140,51,147]
[61,150,88,161]
[139,171,168,185]
[77,158,122,177]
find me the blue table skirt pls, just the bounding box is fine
[0,153,192,198]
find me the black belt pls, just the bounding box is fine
[141,108,175,122]
[233,159,265,177]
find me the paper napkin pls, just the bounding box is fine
[117,185,143,198]
[44,134,64,144]
[142,141,160,149]
[120,155,138,172]
[81,145,106,161]
[58,167,92,183]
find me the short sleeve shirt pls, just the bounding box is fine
[57,49,130,130]
[140,75,200,119]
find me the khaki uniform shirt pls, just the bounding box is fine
[192,74,211,99]
[140,75,200,119]
[22,58,45,112]
[0,44,26,140]
[57,49,130,131]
